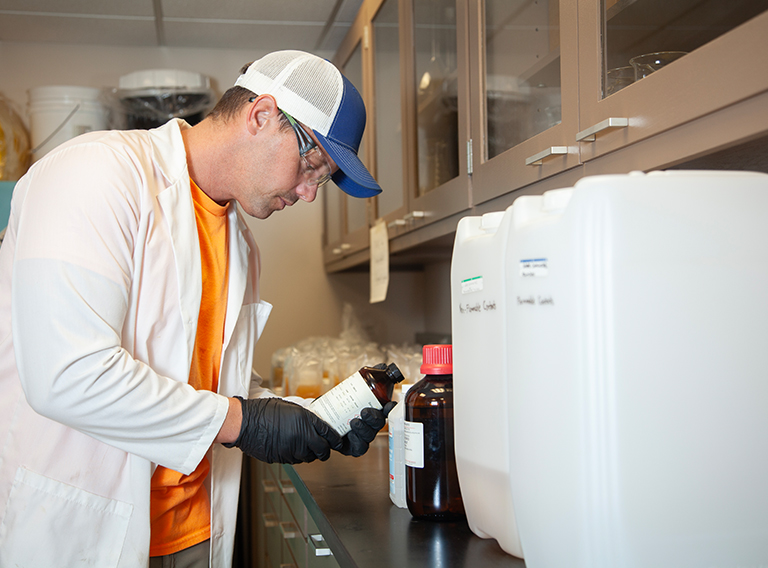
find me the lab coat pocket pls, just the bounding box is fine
[0,467,133,567]
[253,299,273,341]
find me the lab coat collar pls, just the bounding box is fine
[148,118,192,187]
[149,118,252,372]
[223,211,250,352]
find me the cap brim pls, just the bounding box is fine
[314,130,382,198]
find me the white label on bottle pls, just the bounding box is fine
[404,420,424,469]
[308,372,383,436]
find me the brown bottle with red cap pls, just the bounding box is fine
[404,344,465,520]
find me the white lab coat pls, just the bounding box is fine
[0,119,273,567]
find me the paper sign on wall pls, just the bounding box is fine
[370,219,390,303]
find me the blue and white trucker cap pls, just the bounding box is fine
[234,50,382,198]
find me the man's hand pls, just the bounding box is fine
[336,402,396,457]
[226,397,343,464]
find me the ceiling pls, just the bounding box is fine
[0,0,363,54]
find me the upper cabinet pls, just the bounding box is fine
[468,0,581,205]
[372,0,473,239]
[371,0,407,226]
[325,0,768,270]
[323,14,373,265]
[576,0,768,162]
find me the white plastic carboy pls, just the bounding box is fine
[451,170,768,568]
[450,208,523,558]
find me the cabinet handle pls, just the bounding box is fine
[310,534,333,557]
[404,211,426,221]
[332,243,351,255]
[262,512,278,528]
[279,564,297,568]
[262,479,278,493]
[387,219,406,229]
[576,117,629,142]
[525,146,569,166]
[280,521,299,540]
[278,479,295,494]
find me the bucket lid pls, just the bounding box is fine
[28,86,103,104]
[119,69,210,91]
[420,344,452,375]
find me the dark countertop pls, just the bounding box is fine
[288,434,526,568]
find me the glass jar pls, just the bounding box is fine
[404,344,464,520]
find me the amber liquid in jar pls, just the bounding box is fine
[404,373,465,520]
[294,384,322,399]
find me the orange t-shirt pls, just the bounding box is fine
[149,178,230,557]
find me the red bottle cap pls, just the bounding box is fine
[420,344,453,375]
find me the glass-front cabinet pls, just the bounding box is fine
[371,0,407,226]
[326,0,768,269]
[371,0,472,239]
[469,0,580,205]
[414,0,461,195]
[323,16,373,264]
[577,0,768,161]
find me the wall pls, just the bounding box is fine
[0,41,296,115]
[1,40,452,377]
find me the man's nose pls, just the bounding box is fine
[296,181,319,203]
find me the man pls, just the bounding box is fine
[0,50,391,567]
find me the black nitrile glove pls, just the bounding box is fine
[336,401,396,457]
[227,397,343,464]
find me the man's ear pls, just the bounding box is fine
[245,94,279,136]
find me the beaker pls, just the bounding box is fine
[630,51,688,81]
[605,66,635,96]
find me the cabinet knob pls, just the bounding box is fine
[525,146,569,166]
[576,117,629,142]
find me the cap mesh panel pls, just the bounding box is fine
[282,61,339,118]
[257,52,297,80]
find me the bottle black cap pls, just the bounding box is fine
[385,362,405,383]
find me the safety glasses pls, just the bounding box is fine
[248,97,333,187]
[281,110,333,188]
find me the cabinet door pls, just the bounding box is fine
[262,466,284,568]
[371,0,410,234]
[306,516,341,568]
[325,25,374,264]
[400,0,472,229]
[577,0,768,160]
[469,0,581,206]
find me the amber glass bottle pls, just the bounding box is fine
[309,363,404,436]
[404,345,465,520]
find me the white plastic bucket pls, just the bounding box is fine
[28,86,107,162]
